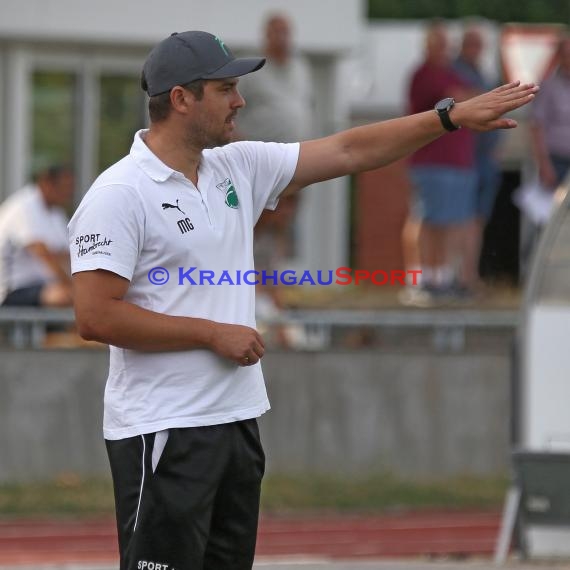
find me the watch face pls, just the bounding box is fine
[435,97,455,112]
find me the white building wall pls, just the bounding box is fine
[0,0,366,270]
[0,0,363,52]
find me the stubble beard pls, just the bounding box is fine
[184,118,231,150]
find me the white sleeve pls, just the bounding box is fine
[227,141,300,223]
[68,184,145,281]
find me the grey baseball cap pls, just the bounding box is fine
[141,31,265,97]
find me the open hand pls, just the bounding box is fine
[451,81,539,132]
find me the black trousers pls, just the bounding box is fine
[106,419,265,570]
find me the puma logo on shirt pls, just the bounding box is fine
[162,200,185,215]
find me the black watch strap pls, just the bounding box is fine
[435,98,460,132]
[437,109,460,132]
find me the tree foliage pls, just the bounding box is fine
[368,0,570,24]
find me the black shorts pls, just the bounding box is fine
[2,284,43,306]
[105,419,265,570]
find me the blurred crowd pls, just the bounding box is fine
[400,22,501,307]
[400,23,570,307]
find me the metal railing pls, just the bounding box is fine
[0,306,519,350]
[0,307,76,348]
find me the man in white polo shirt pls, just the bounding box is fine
[69,30,537,570]
[0,165,74,307]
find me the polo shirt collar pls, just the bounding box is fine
[130,129,177,183]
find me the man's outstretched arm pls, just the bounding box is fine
[282,81,538,196]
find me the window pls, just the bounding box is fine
[31,71,76,174]
[98,74,146,173]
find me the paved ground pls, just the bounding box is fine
[1,560,570,570]
[254,560,570,570]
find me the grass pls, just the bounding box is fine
[0,474,115,517]
[261,473,509,513]
[0,472,509,518]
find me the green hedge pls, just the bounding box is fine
[368,0,570,24]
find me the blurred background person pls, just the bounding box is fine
[238,13,315,344]
[0,164,74,307]
[253,192,301,347]
[453,25,502,292]
[401,21,477,307]
[237,13,313,144]
[530,32,570,190]
[522,33,570,272]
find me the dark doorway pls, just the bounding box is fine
[480,170,521,284]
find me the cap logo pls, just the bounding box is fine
[214,36,229,56]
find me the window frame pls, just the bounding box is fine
[2,46,147,203]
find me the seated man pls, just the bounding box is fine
[0,165,74,307]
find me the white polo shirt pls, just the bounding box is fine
[69,130,299,440]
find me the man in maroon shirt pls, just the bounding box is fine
[403,22,478,305]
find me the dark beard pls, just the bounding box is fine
[184,122,231,150]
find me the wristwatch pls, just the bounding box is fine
[434,97,460,132]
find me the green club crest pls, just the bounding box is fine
[214,36,229,56]
[216,178,239,209]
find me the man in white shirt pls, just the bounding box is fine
[0,165,74,307]
[69,30,537,570]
